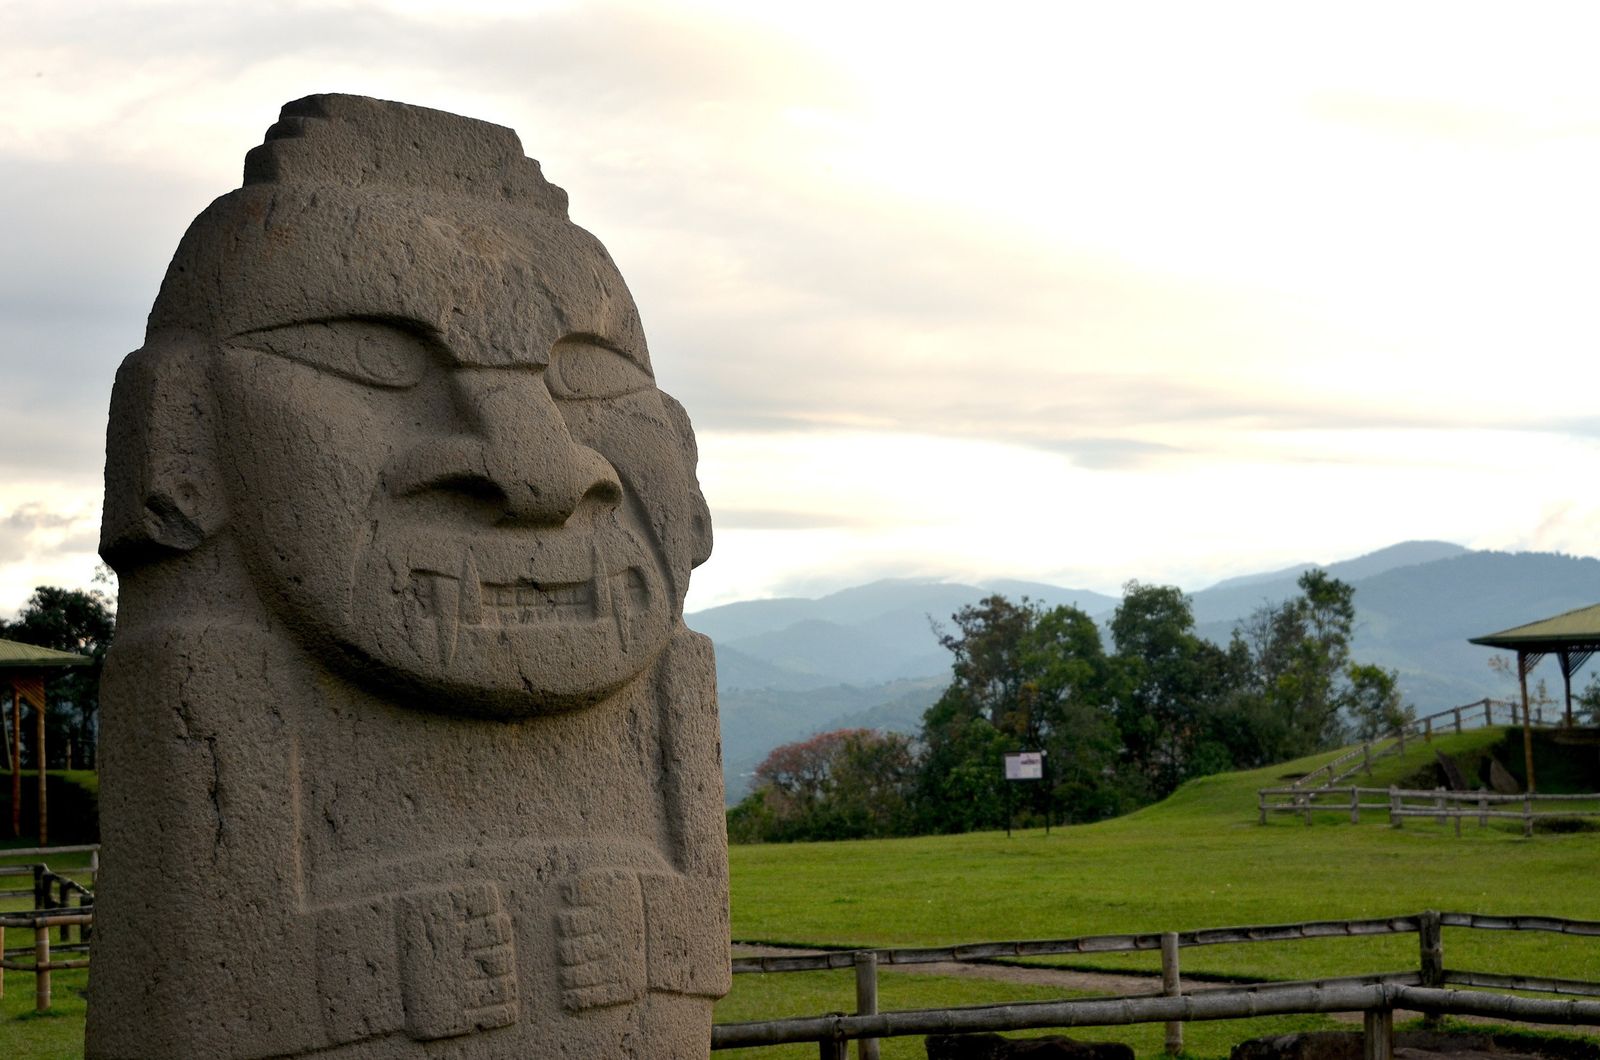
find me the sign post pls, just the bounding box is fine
[1003,750,1047,836]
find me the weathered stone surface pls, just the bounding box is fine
[1490,756,1523,794]
[926,1032,1136,1059]
[87,94,727,1059]
[1435,750,1469,791]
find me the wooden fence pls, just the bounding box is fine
[717,912,1600,1058]
[1,844,97,1012]
[1287,698,1524,792]
[1258,785,1600,835]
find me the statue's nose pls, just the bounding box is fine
[390,368,622,526]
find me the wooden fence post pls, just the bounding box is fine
[1350,787,1360,824]
[1390,787,1401,829]
[1418,910,1443,1028]
[1258,790,1267,825]
[35,923,51,1012]
[1363,742,1372,775]
[1424,718,1432,743]
[855,951,880,1060]
[1161,931,1183,1055]
[820,1038,847,1060]
[1484,699,1492,727]
[1453,709,1462,735]
[1397,727,1406,755]
[1364,1008,1394,1060]
[1523,794,1534,837]
[1434,788,1446,827]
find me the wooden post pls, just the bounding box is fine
[1350,787,1360,824]
[10,684,20,839]
[1418,909,1443,1029]
[1364,1008,1394,1060]
[1363,741,1372,775]
[854,951,879,1060]
[1518,655,1537,794]
[1258,789,1267,825]
[1434,788,1446,827]
[1453,708,1462,735]
[35,694,46,846]
[35,924,52,1012]
[1423,717,1432,743]
[1390,787,1401,828]
[1484,699,1493,727]
[820,1037,847,1059]
[1523,794,1534,837]
[1161,931,1183,1055]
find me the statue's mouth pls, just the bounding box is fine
[403,541,653,664]
[410,567,649,628]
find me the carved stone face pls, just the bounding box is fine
[190,188,710,715]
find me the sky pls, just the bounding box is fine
[3,0,1599,618]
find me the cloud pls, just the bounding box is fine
[0,501,103,616]
[712,507,872,530]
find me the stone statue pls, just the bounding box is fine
[88,94,728,1058]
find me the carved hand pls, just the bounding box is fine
[557,869,646,1012]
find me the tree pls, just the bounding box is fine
[1345,662,1413,740]
[1,585,115,768]
[728,728,917,843]
[1229,570,1366,761]
[1110,582,1241,796]
[917,596,1124,831]
[1577,672,1600,724]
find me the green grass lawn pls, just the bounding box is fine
[4,728,1598,1058]
[719,729,1600,1054]
[1,846,93,1060]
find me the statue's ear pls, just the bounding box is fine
[100,333,226,569]
[658,392,713,569]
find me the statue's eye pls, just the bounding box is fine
[546,336,653,401]
[234,320,433,389]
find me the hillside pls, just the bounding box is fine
[726,726,1600,983]
[697,544,1600,801]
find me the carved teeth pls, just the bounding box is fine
[459,550,482,626]
[477,578,596,626]
[408,563,648,642]
[432,574,460,666]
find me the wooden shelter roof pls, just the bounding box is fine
[0,637,92,670]
[1469,603,1600,651]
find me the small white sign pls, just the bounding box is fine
[1004,750,1045,781]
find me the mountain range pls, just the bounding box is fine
[689,542,1600,800]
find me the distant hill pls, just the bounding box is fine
[695,543,1600,801]
[1185,541,1469,626]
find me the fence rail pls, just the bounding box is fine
[1258,785,1600,835]
[0,846,97,1012]
[1288,699,1526,791]
[719,911,1600,1057]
